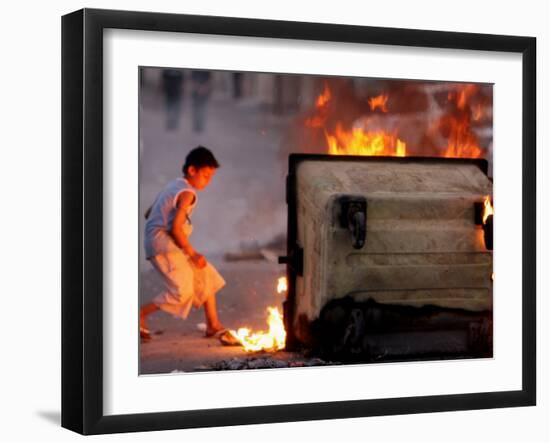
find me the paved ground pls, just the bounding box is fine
[139,79,297,374]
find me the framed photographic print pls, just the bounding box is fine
[61,8,536,435]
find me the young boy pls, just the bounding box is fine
[140,146,226,340]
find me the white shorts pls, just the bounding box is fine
[150,249,226,319]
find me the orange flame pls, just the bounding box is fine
[305,83,331,128]
[229,307,286,352]
[439,111,483,158]
[368,94,389,113]
[316,83,331,108]
[442,123,483,158]
[277,276,288,294]
[442,85,484,158]
[306,83,486,159]
[326,123,406,157]
[456,84,478,110]
[473,104,483,121]
[482,195,494,224]
[308,86,404,157]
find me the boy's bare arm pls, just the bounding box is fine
[172,192,206,268]
[172,192,195,255]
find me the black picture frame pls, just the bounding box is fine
[61,8,536,435]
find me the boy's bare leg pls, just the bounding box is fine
[140,303,159,331]
[204,293,224,335]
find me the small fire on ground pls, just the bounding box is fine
[229,307,286,352]
[229,277,288,352]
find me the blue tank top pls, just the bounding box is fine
[144,178,197,258]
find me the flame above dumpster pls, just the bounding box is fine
[303,81,489,159]
[326,123,406,157]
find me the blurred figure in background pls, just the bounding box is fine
[233,72,243,99]
[191,70,212,133]
[162,69,185,130]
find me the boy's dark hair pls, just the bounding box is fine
[182,146,220,175]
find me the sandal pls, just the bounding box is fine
[205,327,227,338]
[140,326,152,340]
[218,330,241,346]
[205,328,241,346]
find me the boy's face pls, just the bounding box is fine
[187,166,216,190]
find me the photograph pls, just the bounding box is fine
[138,68,494,374]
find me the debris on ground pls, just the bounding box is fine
[224,250,265,261]
[223,234,286,263]
[194,355,339,371]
